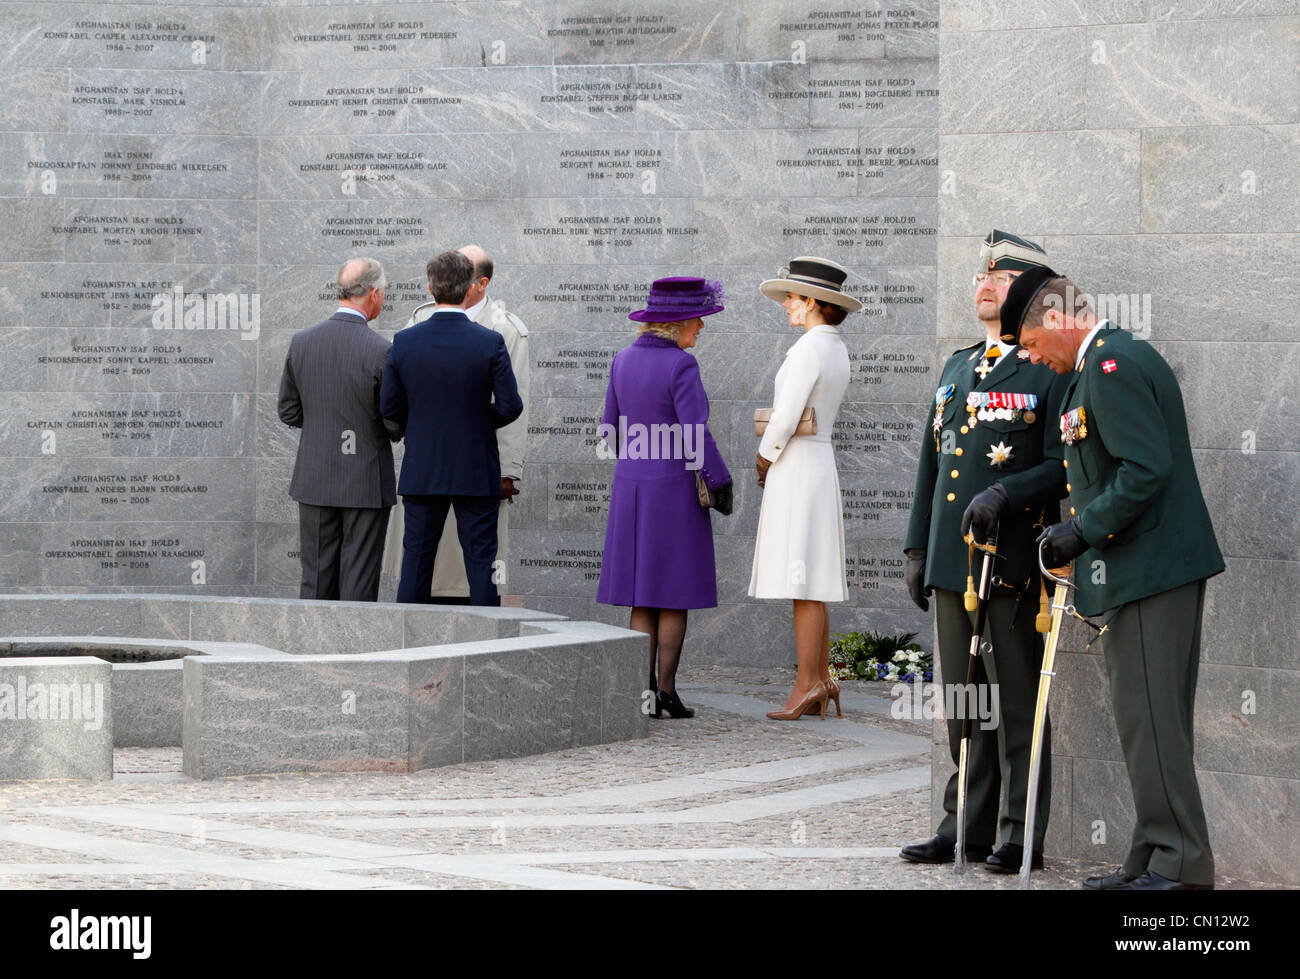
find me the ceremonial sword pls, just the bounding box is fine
[954,528,999,875]
[1019,540,1107,887]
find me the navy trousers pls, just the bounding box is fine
[397,495,500,606]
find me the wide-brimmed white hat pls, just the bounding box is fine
[759,256,862,313]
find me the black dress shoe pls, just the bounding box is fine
[899,834,993,865]
[1113,870,1214,891]
[1082,867,1137,890]
[984,843,1043,873]
[655,689,694,719]
[901,834,954,864]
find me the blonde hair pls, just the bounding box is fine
[636,320,689,341]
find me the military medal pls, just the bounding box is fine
[987,441,1013,466]
[966,391,1038,427]
[932,384,955,443]
[974,360,993,380]
[1060,405,1088,445]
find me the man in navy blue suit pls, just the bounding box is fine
[380,250,523,605]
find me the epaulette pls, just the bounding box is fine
[503,309,528,337]
[404,301,438,329]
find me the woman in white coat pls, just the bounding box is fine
[749,257,860,720]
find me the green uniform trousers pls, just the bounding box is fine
[935,588,1050,850]
[1104,578,1214,885]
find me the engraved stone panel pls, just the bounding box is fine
[0,0,943,680]
[259,2,551,72]
[69,69,261,135]
[549,1,739,66]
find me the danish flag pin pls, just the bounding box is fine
[1102,359,1118,373]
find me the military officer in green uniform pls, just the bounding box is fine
[1006,269,1224,891]
[900,231,1070,872]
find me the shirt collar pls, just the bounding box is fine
[335,306,368,321]
[465,295,488,323]
[1075,320,1110,371]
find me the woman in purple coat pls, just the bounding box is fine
[596,277,733,719]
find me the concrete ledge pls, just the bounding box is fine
[0,594,567,656]
[182,629,649,779]
[0,657,112,780]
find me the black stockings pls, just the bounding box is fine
[629,606,688,695]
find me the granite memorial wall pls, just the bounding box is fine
[1,0,941,665]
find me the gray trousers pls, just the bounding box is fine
[1104,579,1214,885]
[298,503,390,602]
[935,587,1050,850]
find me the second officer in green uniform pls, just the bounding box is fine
[901,230,1069,871]
[1010,269,1224,890]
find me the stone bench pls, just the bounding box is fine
[0,657,112,780]
[182,621,648,778]
[0,595,648,781]
[2,637,287,749]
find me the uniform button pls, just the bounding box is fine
[960,426,969,435]
[1066,483,1072,492]
[950,469,959,478]
[946,493,956,502]
[955,448,964,456]
[1107,533,1115,540]
[1070,507,1076,515]
[1063,460,1068,468]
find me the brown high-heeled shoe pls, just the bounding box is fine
[767,680,827,721]
[823,677,842,717]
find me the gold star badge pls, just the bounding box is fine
[987,441,1013,466]
[1017,348,1030,359]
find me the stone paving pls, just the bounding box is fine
[0,668,1270,890]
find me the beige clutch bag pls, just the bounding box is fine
[753,407,817,438]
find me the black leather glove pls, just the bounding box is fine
[960,482,1009,545]
[905,548,930,612]
[713,481,733,516]
[1037,518,1088,566]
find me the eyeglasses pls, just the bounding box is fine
[972,271,1018,287]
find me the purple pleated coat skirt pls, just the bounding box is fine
[597,470,718,609]
[595,334,730,610]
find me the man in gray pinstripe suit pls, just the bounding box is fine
[278,257,398,601]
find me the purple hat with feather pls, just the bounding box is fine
[628,276,725,323]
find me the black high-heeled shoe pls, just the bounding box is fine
[656,689,695,719]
